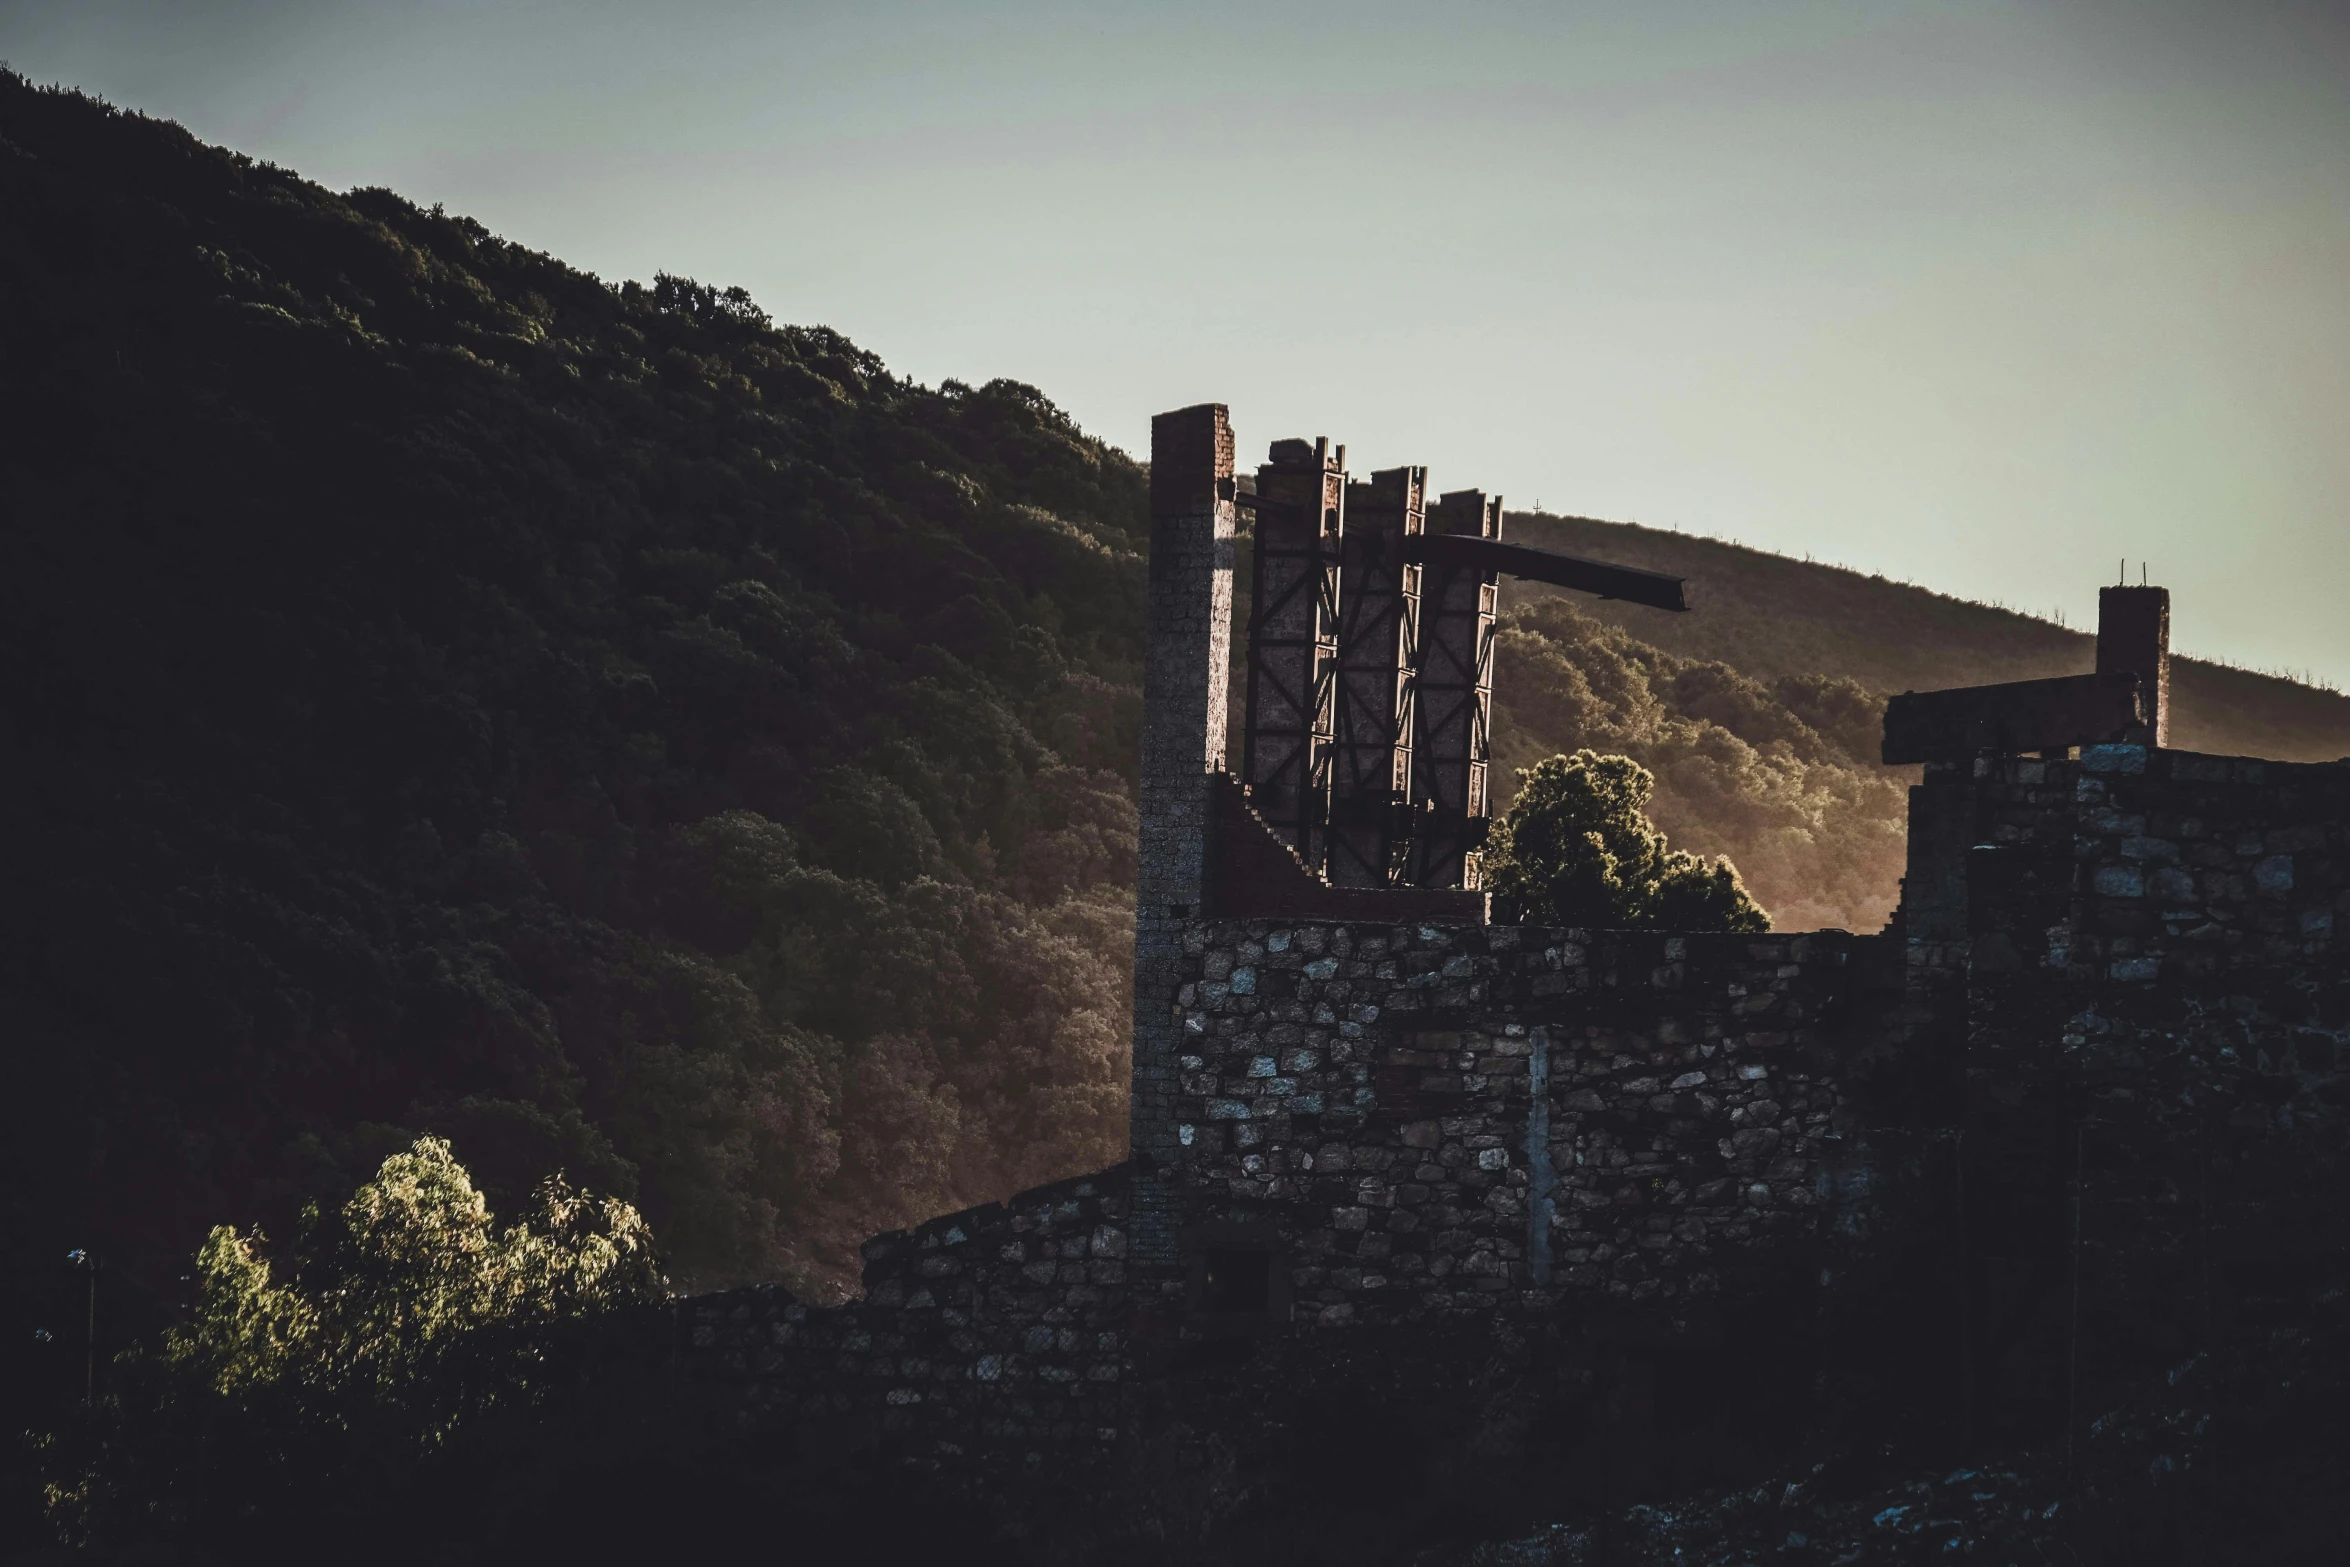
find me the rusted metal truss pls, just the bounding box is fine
[1411,489,1504,892]
[1328,466,1424,888]
[1229,436,1691,896]
[1241,439,1345,874]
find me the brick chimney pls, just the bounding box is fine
[1130,404,1237,1268]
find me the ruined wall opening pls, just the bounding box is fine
[1200,1249,1271,1314]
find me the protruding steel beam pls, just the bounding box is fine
[1404,534,1688,613]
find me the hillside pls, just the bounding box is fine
[1509,511,2350,763]
[5,72,2346,1318]
[1485,513,2350,933]
[0,73,1149,1300]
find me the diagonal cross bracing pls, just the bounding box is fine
[1412,488,1502,891]
[1242,438,1345,874]
[1327,465,1424,887]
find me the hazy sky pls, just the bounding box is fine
[7,1,2347,683]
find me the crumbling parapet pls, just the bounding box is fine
[681,1167,1134,1469]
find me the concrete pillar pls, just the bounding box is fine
[1130,404,1236,1269]
[2096,586,2169,748]
[1412,489,1502,890]
[1327,465,1424,887]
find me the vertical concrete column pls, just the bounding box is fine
[1131,404,1236,1270]
[2096,586,2170,748]
[1242,438,1346,874]
[1327,465,1424,887]
[1412,489,1502,890]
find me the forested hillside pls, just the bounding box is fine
[5,74,2344,1313]
[0,73,1148,1300]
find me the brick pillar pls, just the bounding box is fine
[1412,489,1501,890]
[1327,465,1424,887]
[1242,437,1345,874]
[2096,585,2169,748]
[1131,404,1236,1270]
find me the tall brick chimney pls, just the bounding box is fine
[1129,404,1237,1268]
[2096,585,2170,748]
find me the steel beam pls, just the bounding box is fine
[1241,438,1345,873]
[1328,466,1424,887]
[1411,489,1501,891]
[1404,533,1687,612]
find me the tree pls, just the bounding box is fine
[1481,750,1770,931]
[40,1139,662,1551]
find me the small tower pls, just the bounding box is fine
[2096,585,2170,748]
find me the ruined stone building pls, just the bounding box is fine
[683,405,2349,1538]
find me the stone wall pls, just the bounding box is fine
[682,1168,1134,1479]
[1155,920,1881,1325]
[679,920,1897,1506]
[1922,744,2350,1441]
[672,742,2349,1538]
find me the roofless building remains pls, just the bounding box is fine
[682,400,2347,1550]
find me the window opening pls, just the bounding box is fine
[1202,1249,1272,1313]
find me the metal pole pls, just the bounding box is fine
[1956,1128,1972,1459]
[2065,1125,2084,1483]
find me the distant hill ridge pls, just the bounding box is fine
[1509,511,2350,764]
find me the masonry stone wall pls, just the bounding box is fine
[677,920,1892,1500]
[683,1168,1135,1477]
[1155,920,1880,1324]
[672,742,2349,1540]
[1917,744,2350,1440]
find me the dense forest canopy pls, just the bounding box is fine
[0,73,1148,1302]
[6,73,2345,1331]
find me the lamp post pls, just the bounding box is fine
[66,1249,95,1406]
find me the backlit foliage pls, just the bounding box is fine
[41,1141,657,1548]
[1482,750,1769,932]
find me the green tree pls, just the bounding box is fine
[1482,750,1770,931]
[41,1139,661,1551]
